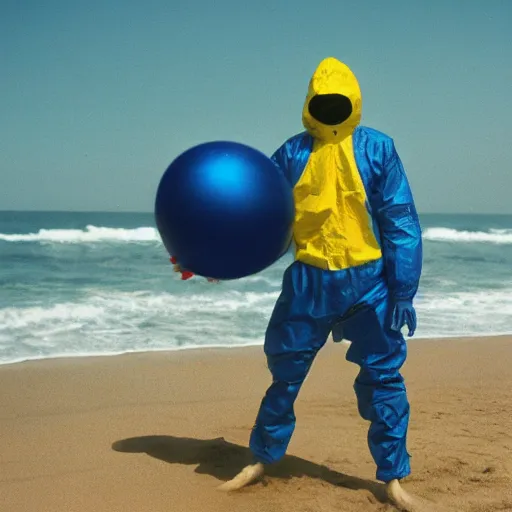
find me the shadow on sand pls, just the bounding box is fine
[112,435,388,503]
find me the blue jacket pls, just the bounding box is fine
[271,126,423,302]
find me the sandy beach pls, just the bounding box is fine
[1,335,511,512]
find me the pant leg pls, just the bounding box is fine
[249,262,332,464]
[342,282,411,482]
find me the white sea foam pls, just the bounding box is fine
[0,289,280,364]
[0,225,159,243]
[423,227,512,244]
[414,288,512,338]
[2,225,511,245]
[1,286,511,365]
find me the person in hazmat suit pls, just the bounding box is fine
[216,57,423,510]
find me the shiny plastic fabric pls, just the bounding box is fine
[271,127,423,302]
[249,260,411,482]
[249,58,422,483]
[391,300,417,337]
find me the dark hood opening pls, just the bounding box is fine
[308,94,352,126]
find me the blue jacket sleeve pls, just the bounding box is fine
[270,142,292,186]
[375,140,423,302]
[270,142,294,258]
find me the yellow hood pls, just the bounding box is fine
[302,57,362,143]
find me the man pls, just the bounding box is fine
[215,57,423,510]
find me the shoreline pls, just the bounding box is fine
[1,331,511,369]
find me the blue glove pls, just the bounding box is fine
[391,300,417,337]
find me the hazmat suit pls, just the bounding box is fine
[249,57,423,483]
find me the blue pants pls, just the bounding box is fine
[249,259,411,482]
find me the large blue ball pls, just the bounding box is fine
[154,141,295,280]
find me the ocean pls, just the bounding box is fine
[1,211,511,366]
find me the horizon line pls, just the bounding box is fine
[0,209,511,216]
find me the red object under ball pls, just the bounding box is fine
[170,256,194,280]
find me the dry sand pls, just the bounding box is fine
[1,335,511,511]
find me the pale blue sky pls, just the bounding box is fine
[1,0,511,213]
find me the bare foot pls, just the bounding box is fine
[387,479,445,512]
[387,479,425,511]
[217,463,264,492]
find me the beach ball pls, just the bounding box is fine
[154,141,295,280]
